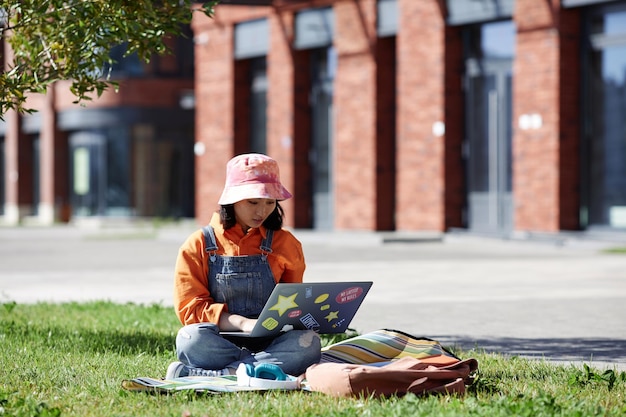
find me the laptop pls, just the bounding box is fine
[220,281,373,338]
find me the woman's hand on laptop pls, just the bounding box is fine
[240,317,258,333]
[219,312,258,333]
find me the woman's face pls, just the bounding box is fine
[233,198,277,231]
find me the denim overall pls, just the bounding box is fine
[175,226,321,376]
[204,224,276,318]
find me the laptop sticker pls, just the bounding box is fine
[325,311,339,322]
[300,313,320,331]
[336,286,364,303]
[269,293,299,316]
[261,317,279,331]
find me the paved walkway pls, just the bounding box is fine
[1,224,625,370]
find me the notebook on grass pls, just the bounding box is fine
[220,281,373,338]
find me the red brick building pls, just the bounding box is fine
[2,0,625,239]
[1,31,197,224]
[191,0,626,236]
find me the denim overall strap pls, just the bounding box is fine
[202,226,274,263]
[202,225,218,263]
[203,226,277,318]
[260,229,274,261]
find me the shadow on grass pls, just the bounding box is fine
[1,320,176,356]
[436,335,626,367]
[74,328,176,355]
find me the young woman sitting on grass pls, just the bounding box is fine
[166,153,321,379]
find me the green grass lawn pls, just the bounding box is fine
[603,246,626,254]
[1,301,624,416]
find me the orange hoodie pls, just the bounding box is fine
[173,212,305,325]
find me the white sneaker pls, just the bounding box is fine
[166,361,188,379]
[166,361,230,379]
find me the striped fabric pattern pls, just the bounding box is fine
[320,329,460,366]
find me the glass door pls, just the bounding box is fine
[464,21,515,234]
[69,132,107,216]
[310,47,336,230]
[249,57,268,154]
[582,4,626,230]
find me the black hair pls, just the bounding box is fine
[220,202,285,231]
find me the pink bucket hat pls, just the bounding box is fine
[218,153,292,205]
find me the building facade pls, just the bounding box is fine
[1,0,625,239]
[192,0,626,236]
[0,31,197,225]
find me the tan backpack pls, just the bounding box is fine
[304,356,478,398]
[303,329,478,398]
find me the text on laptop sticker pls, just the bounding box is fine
[336,286,365,303]
[300,313,320,331]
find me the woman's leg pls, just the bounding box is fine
[175,323,254,370]
[252,330,321,376]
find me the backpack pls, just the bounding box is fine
[303,329,478,398]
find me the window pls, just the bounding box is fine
[583,4,626,229]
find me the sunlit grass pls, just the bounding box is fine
[603,246,626,254]
[1,301,625,417]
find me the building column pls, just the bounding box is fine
[37,85,57,224]
[395,0,446,231]
[513,0,561,232]
[191,11,236,223]
[333,0,377,230]
[267,11,297,227]
[2,109,21,225]
[2,36,21,225]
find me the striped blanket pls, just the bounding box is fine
[320,329,460,366]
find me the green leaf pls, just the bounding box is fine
[0,0,216,117]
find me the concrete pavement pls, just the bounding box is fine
[1,223,625,370]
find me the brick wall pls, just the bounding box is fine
[193,0,452,232]
[513,0,561,232]
[395,0,446,230]
[267,12,297,227]
[193,6,301,225]
[190,0,586,234]
[192,11,237,223]
[333,0,378,230]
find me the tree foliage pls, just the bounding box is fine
[0,0,218,116]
